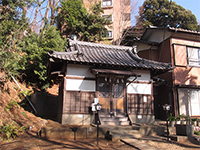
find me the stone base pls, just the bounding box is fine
[170,135,188,142]
[138,125,165,136]
[175,124,194,136]
[40,126,105,140]
[129,114,155,124]
[169,126,176,135]
[61,114,93,125]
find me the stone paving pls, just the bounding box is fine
[121,138,159,150]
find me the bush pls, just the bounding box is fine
[6,99,20,110]
[168,113,176,121]
[0,120,25,141]
[20,26,66,90]
[194,126,200,135]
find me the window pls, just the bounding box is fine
[178,88,200,116]
[102,14,112,21]
[102,0,112,7]
[187,47,200,67]
[123,13,131,21]
[190,90,200,116]
[103,30,113,39]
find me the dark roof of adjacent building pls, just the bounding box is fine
[48,39,173,76]
[139,25,200,44]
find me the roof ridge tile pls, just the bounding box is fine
[67,38,132,51]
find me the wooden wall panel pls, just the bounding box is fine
[127,94,153,115]
[63,91,95,114]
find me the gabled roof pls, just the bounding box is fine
[140,25,200,44]
[48,39,173,76]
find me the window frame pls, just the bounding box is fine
[103,30,113,39]
[101,0,113,7]
[187,46,200,67]
[189,89,200,116]
[101,14,113,22]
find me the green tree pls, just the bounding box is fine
[139,0,198,31]
[120,0,199,46]
[0,0,34,76]
[57,0,111,42]
[20,26,66,90]
[0,1,66,90]
[57,0,87,37]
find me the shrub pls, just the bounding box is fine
[168,113,176,121]
[0,120,25,141]
[6,99,20,110]
[18,90,32,100]
[194,126,200,135]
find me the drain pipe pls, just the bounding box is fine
[10,75,37,115]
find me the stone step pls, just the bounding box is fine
[111,129,139,135]
[101,120,130,126]
[105,128,142,141]
[112,133,142,141]
[99,113,130,126]
[100,117,128,122]
[99,114,126,117]
[100,124,141,131]
[154,120,166,125]
[121,139,159,150]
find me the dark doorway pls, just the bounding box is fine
[98,76,125,116]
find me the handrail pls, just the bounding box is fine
[10,75,37,115]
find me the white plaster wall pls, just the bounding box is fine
[66,79,95,91]
[66,65,152,93]
[66,64,95,91]
[67,64,95,78]
[127,70,152,95]
[127,83,151,95]
[130,70,151,81]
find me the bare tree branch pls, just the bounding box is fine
[40,0,50,32]
[115,0,139,45]
[30,0,46,32]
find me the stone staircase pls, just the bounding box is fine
[99,113,131,126]
[99,123,166,141]
[101,125,142,141]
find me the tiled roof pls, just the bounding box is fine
[148,25,200,34]
[48,39,172,71]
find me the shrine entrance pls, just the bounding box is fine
[98,76,126,116]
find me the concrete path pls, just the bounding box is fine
[121,138,159,150]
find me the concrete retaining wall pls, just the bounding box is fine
[138,125,165,136]
[40,126,105,140]
[61,114,93,125]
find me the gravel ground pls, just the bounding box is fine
[146,138,200,150]
[1,132,200,150]
[0,133,136,150]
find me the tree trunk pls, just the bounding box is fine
[40,0,50,32]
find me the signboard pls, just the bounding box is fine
[92,103,96,111]
[94,98,99,104]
